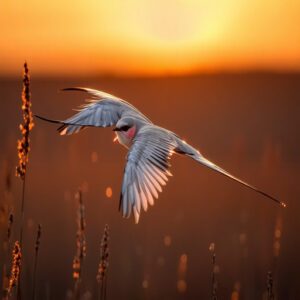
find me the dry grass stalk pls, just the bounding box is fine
[7,214,14,244]
[96,224,109,300]
[5,163,12,194]
[267,271,275,300]
[14,61,34,300]
[4,241,22,298]
[3,213,14,253]
[32,224,42,300]
[1,165,13,296]
[3,162,13,209]
[16,61,34,247]
[1,164,13,288]
[2,213,14,297]
[209,243,218,300]
[73,190,86,299]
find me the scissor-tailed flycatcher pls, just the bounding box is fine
[36,88,286,223]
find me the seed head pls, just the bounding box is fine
[96,224,109,283]
[16,62,34,180]
[7,241,22,295]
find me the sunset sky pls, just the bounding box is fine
[1,0,300,76]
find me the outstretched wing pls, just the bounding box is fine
[40,87,151,135]
[120,126,177,223]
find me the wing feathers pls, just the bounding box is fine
[120,126,176,223]
[50,88,151,135]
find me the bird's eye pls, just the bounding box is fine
[120,125,130,131]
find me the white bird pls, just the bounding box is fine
[36,87,286,223]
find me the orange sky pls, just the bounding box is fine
[1,0,300,76]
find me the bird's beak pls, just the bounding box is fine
[113,127,120,131]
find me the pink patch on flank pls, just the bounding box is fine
[127,126,136,139]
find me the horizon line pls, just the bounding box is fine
[1,68,300,81]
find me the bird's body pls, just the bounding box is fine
[36,87,285,223]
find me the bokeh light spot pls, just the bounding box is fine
[164,235,172,247]
[105,187,113,198]
[91,151,98,163]
[177,279,187,293]
[142,279,149,289]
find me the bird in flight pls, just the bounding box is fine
[36,88,286,223]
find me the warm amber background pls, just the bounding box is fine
[0,74,299,299]
[1,1,300,299]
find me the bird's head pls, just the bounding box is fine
[113,117,137,140]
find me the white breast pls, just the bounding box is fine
[116,131,131,149]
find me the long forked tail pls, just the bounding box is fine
[34,114,88,135]
[192,152,286,208]
[34,115,69,135]
[35,115,63,124]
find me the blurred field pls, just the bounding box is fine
[0,73,299,299]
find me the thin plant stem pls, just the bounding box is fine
[2,213,14,298]
[103,270,108,300]
[211,253,217,300]
[267,271,275,300]
[32,224,41,300]
[19,175,26,248]
[97,225,109,300]
[17,176,26,300]
[32,253,39,300]
[100,277,104,300]
[209,243,217,300]
[100,281,103,300]
[74,279,81,300]
[98,280,101,300]
[72,190,86,300]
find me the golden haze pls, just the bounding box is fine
[1,0,300,76]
